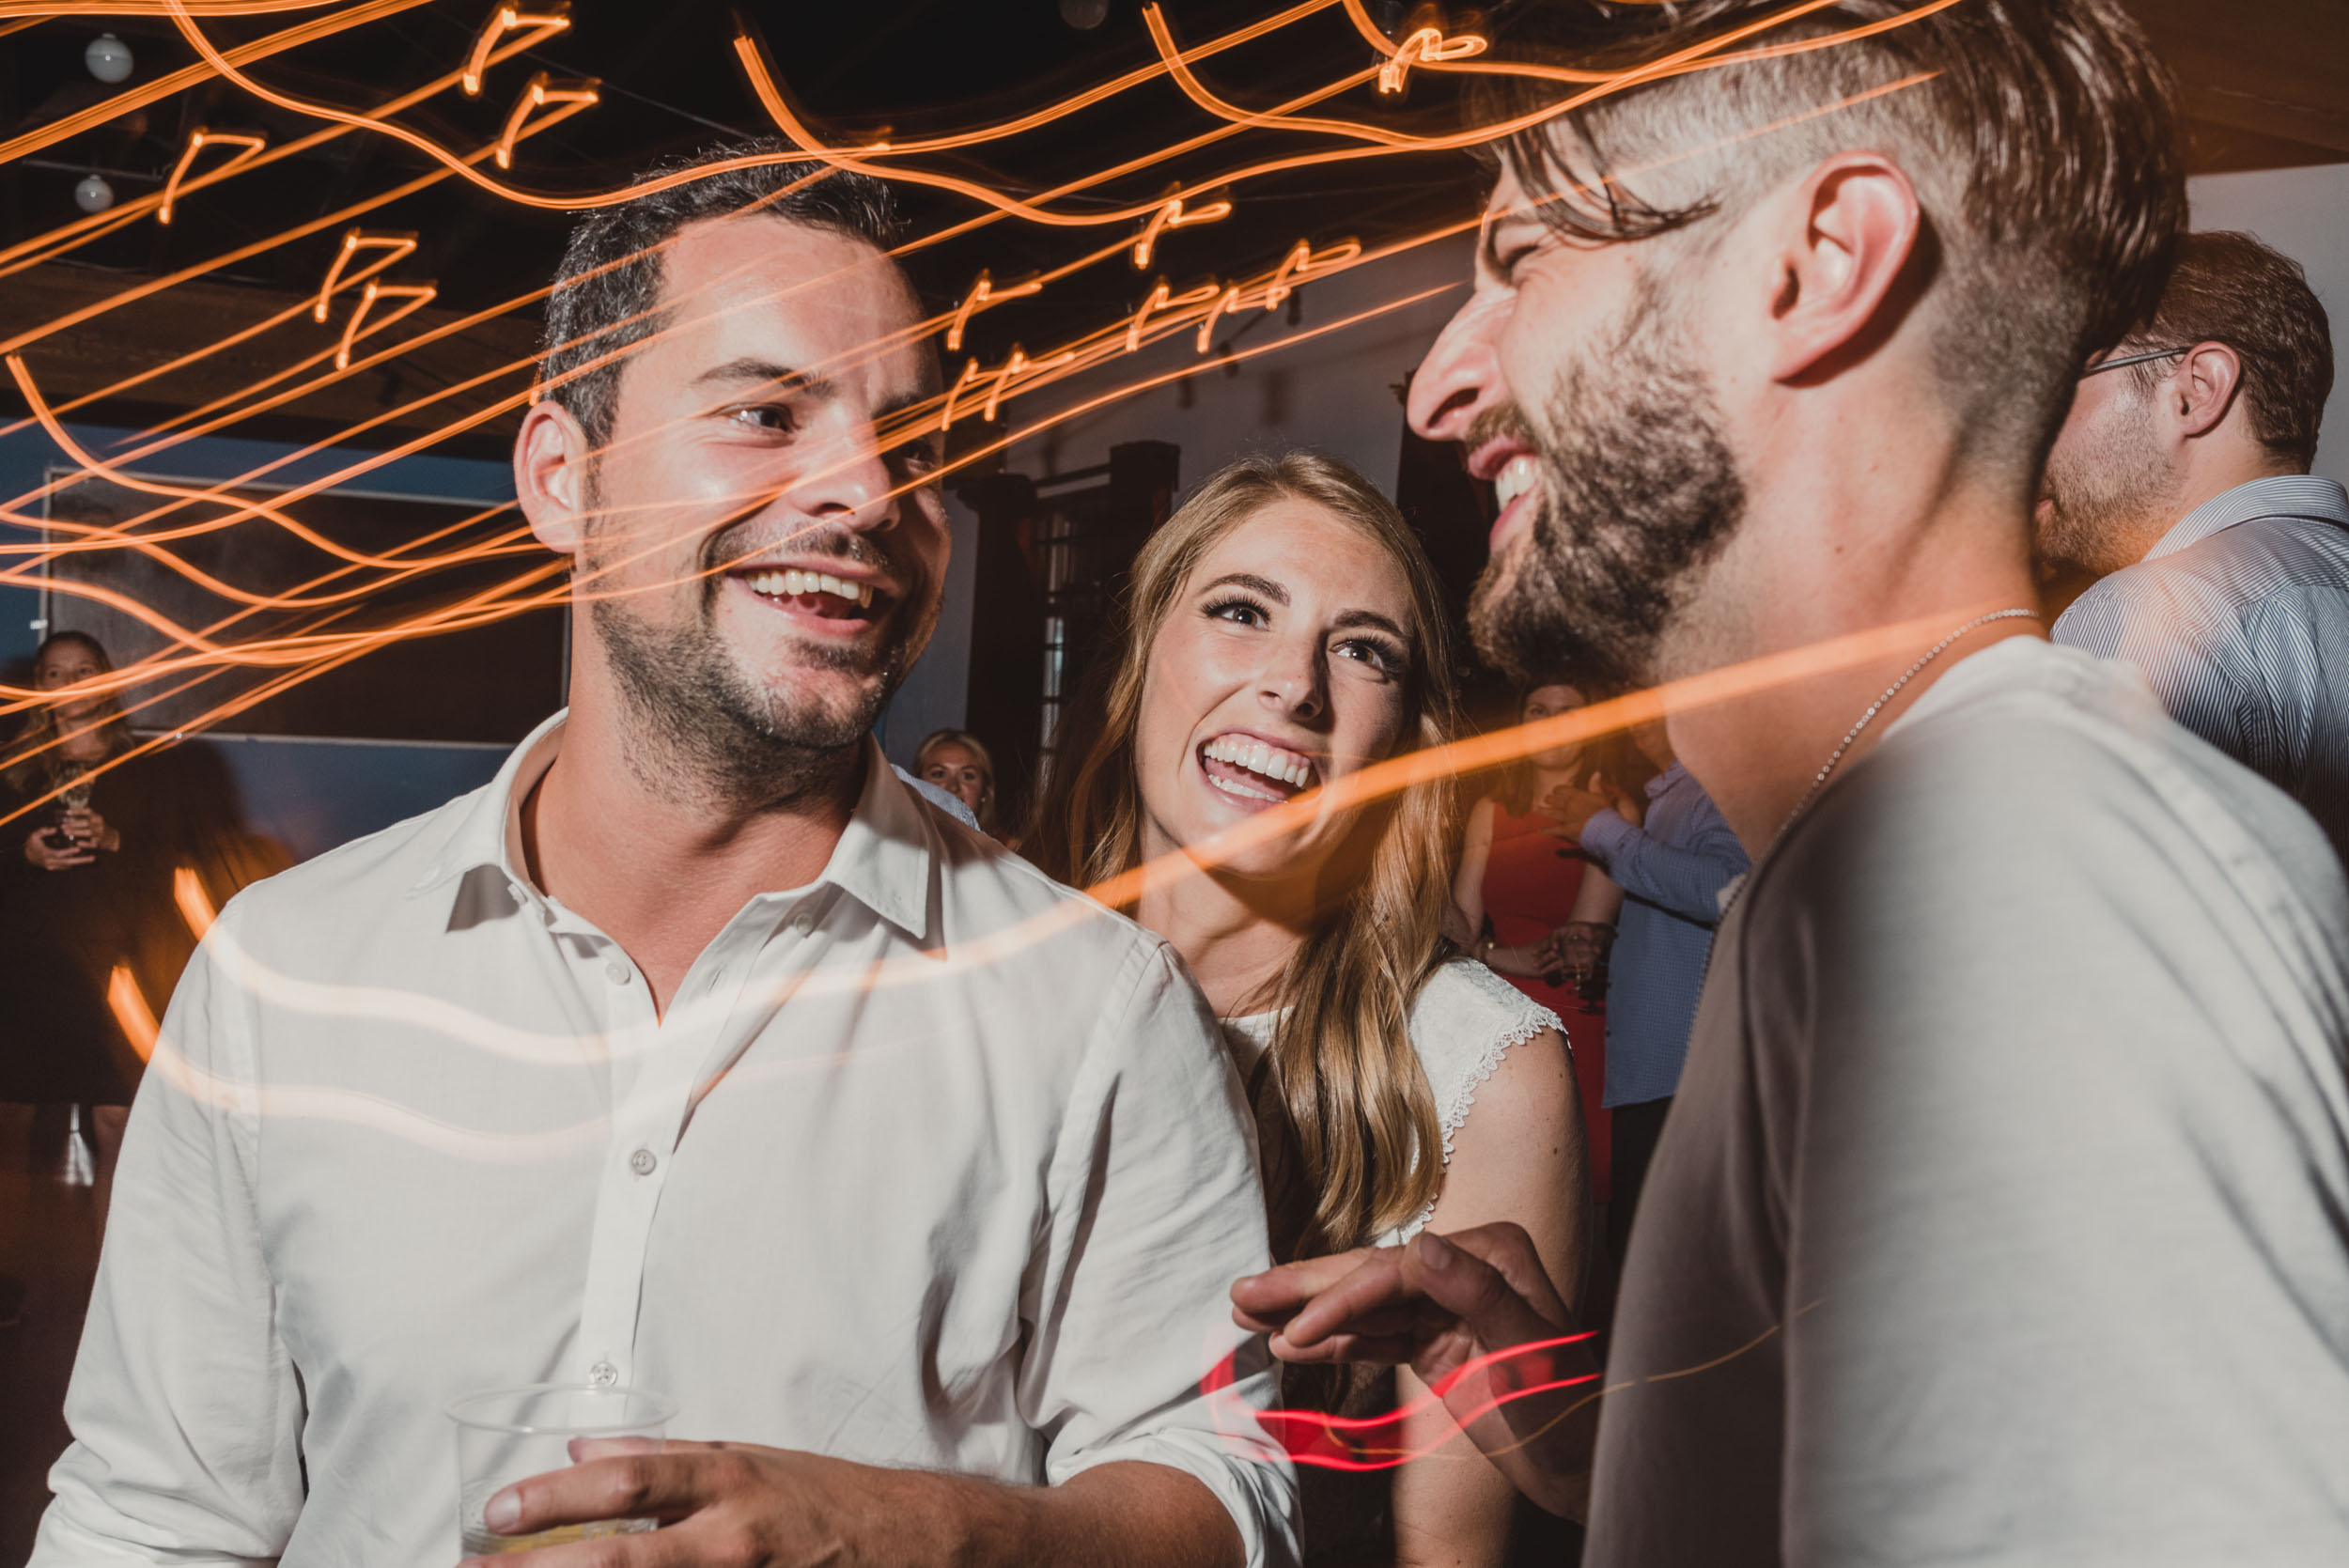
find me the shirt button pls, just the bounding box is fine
[604,959,631,986]
[791,911,816,935]
[588,1359,617,1388]
[629,1147,657,1176]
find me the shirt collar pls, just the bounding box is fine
[408,712,935,943]
[2145,474,2349,562]
[1645,760,1688,800]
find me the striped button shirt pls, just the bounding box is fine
[2054,474,2349,866]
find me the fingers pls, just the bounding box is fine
[1274,1249,1432,1349]
[486,1447,721,1538]
[1229,1248,1377,1323]
[1267,1328,1417,1365]
[1403,1228,1569,1335]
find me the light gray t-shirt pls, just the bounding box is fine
[1590,638,2349,1568]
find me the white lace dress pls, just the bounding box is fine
[1221,957,1565,1246]
[1221,959,1563,1564]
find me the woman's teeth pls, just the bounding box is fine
[743,568,875,608]
[1202,734,1315,788]
[1493,453,1539,511]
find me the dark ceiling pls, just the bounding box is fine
[2,0,2341,455]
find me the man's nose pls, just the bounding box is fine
[1408,286,1513,444]
[781,418,900,535]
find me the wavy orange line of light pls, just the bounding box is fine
[0,505,529,733]
[0,14,567,281]
[8,188,1158,567]
[0,553,570,825]
[8,356,498,578]
[120,611,2017,1037]
[736,0,1343,162]
[0,494,521,722]
[1347,0,1970,86]
[0,0,433,168]
[6,274,1455,704]
[0,239,417,447]
[331,279,437,369]
[464,3,569,96]
[2,0,351,13]
[1147,0,1883,151]
[14,210,1456,598]
[160,0,987,213]
[156,129,269,225]
[492,72,599,170]
[1081,605,2015,915]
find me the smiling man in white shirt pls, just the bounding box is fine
[33,147,1296,1568]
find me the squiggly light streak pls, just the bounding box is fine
[0,0,432,169]
[1377,25,1488,95]
[463,2,570,96]
[156,129,269,225]
[493,71,601,170]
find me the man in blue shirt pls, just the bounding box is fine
[2038,231,2349,863]
[1541,717,1749,1268]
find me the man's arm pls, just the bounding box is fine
[33,911,307,1565]
[1574,794,1748,925]
[479,939,1296,1568]
[474,1447,1237,1568]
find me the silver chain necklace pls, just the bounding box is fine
[1703,605,2037,958]
[1774,606,2041,839]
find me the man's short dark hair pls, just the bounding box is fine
[539,141,906,452]
[2123,231,2333,472]
[1477,0,2185,475]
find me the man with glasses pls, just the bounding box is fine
[2039,230,2349,862]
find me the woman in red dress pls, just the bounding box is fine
[1454,683,1625,1197]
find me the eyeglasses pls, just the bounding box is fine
[2080,346,2189,378]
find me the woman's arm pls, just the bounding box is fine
[1565,866,1622,927]
[1453,798,1495,941]
[1388,1030,1590,1564]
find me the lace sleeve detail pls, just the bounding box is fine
[1385,960,1565,1245]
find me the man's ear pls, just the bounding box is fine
[1766,152,1922,384]
[2168,341,2244,442]
[514,396,594,554]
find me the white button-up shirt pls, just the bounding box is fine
[36,717,1297,1567]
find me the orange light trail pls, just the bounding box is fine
[0,0,434,170]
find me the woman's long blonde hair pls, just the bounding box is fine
[1029,451,1466,1259]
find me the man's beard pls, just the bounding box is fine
[1467,276,1747,692]
[2036,399,2171,579]
[584,512,922,809]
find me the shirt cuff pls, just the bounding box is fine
[1577,808,1636,865]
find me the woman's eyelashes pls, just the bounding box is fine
[1334,636,1408,678]
[1203,593,1269,627]
[1200,596,1408,679]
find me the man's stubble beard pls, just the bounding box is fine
[2035,394,2174,580]
[1468,271,1749,693]
[581,483,928,811]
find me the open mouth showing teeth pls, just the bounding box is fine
[1492,452,1539,512]
[1199,733,1318,804]
[739,567,883,620]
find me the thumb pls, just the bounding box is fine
[1408,1233,1549,1347]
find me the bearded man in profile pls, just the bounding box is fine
[1236,3,2349,1562]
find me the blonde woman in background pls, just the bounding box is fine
[914,727,1000,836]
[1031,451,1590,1564]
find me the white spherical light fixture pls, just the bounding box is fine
[1059,0,1110,29]
[74,174,115,213]
[85,33,134,85]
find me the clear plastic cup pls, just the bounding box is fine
[445,1383,677,1556]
